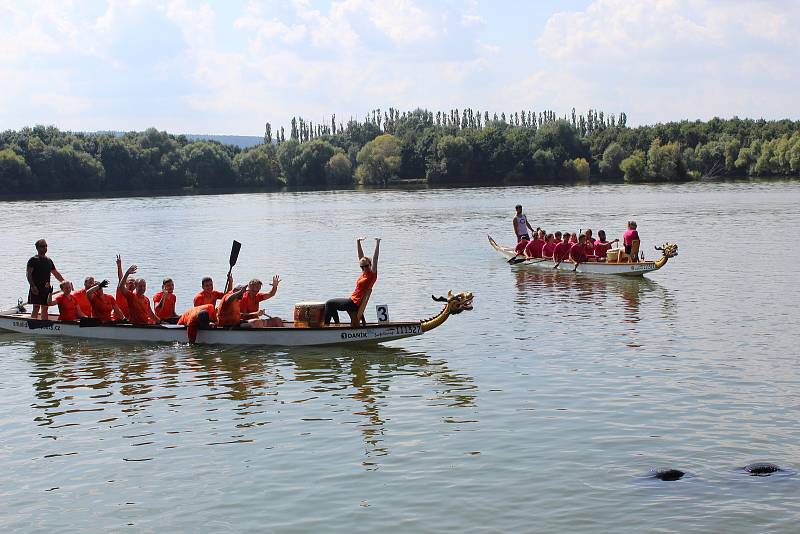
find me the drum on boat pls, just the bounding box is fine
[294,302,325,328]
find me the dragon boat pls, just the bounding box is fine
[488,235,678,277]
[0,291,473,347]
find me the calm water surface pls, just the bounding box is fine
[1,183,799,533]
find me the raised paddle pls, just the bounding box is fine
[226,240,242,285]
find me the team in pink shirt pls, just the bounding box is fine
[513,221,638,265]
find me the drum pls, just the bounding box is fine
[294,302,326,328]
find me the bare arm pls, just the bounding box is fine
[51,268,64,283]
[264,275,280,299]
[224,273,233,294]
[116,254,123,282]
[86,279,109,298]
[112,302,125,320]
[118,265,136,295]
[371,238,380,273]
[356,237,366,260]
[26,267,37,294]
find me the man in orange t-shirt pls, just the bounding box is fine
[154,278,178,321]
[193,275,230,307]
[216,286,264,327]
[178,304,216,343]
[118,264,160,325]
[86,279,125,323]
[240,275,283,327]
[115,254,136,318]
[72,276,95,317]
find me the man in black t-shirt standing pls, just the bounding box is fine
[26,239,64,320]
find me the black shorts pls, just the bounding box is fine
[624,244,632,255]
[517,233,530,241]
[28,285,52,305]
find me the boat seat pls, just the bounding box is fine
[347,289,371,327]
[628,239,640,263]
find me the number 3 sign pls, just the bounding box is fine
[375,305,389,322]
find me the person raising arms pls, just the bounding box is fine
[240,276,283,327]
[115,254,136,319]
[26,239,65,321]
[86,279,125,323]
[324,237,380,326]
[593,230,618,261]
[118,265,160,325]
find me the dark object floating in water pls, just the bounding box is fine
[650,468,686,481]
[743,462,782,476]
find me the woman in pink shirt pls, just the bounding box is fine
[623,221,640,262]
[593,230,618,261]
[541,234,556,259]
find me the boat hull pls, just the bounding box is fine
[488,236,663,277]
[0,312,424,346]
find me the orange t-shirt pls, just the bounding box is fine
[89,293,120,323]
[216,293,241,327]
[125,292,155,325]
[178,304,216,326]
[73,288,93,317]
[351,271,377,305]
[153,291,177,319]
[193,290,224,307]
[116,287,129,317]
[240,291,270,314]
[55,293,80,321]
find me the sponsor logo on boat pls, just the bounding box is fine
[341,331,368,339]
[630,264,653,272]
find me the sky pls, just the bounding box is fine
[1,0,798,135]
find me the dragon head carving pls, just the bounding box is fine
[655,242,678,259]
[432,291,474,314]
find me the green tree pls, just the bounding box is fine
[620,150,648,183]
[599,142,625,179]
[324,153,353,185]
[355,134,402,185]
[183,141,236,188]
[0,148,33,192]
[233,144,283,187]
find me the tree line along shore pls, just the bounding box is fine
[1,108,799,195]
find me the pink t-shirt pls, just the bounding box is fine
[570,243,588,263]
[541,242,556,258]
[553,241,570,262]
[514,240,529,254]
[623,229,640,247]
[594,240,613,258]
[524,239,545,258]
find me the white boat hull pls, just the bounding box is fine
[488,236,667,277]
[0,312,425,346]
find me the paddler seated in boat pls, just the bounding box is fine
[552,232,571,266]
[582,229,595,257]
[523,230,545,258]
[86,279,125,323]
[73,276,95,318]
[193,274,231,307]
[47,281,87,322]
[592,230,618,262]
[153,278,179,323]
[513,204,534,242]
[324,237,380,326]
[178,304,216,343]
[118,265,161,325]
[215,285,266,328]
[240,276,283,327]
[621,220,641,263]
[514,234,529,255]
[569,234,589,269]
[541,234,556,259]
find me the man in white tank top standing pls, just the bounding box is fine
[513,204,534,242]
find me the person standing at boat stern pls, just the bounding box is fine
[26,239,64,320]
[324,237,380,326]
[513,205,534,242]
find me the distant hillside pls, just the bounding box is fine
[183,134,263,148]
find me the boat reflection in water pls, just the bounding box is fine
[24,338,476,470]
[513,269,676,348]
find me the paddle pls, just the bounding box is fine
[226,240,242,282]
[508,257,548,265]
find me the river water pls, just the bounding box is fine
[1,182,799,533]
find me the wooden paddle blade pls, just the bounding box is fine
[229,240,242,267]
